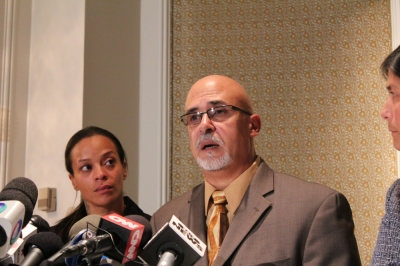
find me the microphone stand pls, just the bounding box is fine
[80,252,102,266]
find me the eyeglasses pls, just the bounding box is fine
[180,105,252,127]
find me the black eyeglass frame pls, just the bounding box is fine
[180,105,252,127]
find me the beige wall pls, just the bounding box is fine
[83,0,141,205]
[82,0,169,214]
[170,1,393,265]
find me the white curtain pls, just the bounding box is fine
[0,0,14,189]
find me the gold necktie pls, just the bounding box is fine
[207,190,228,265]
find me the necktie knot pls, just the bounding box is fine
[212,190,227,205]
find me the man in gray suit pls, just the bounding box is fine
[150,75,361,265]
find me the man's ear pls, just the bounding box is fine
[249,114,261,138]
[69,174,78,191]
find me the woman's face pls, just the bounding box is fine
[381,70,400,150]
[68,135,127,212]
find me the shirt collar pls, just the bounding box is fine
[204,156,261,216]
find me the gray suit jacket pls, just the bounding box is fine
[150,160,361,266]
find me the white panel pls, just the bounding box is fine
[26,0,85,225]
[0,0,13,188]
[138,0,170,213]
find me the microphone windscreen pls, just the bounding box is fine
[69,214,101,240]
[0,177,38,227]
[30,215,50,233]
[23,232,63,259]
[1,177,38,206]
[124,215,152,248]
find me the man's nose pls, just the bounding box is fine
[198,113,215,133]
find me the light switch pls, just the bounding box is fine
[38,187,56,212]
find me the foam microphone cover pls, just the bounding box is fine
[1,177,37,207]
[0,177,38,227]
[23,232,63,258]
[21,232,64,266]
[124,215,152,249]
[68,214,101,240]
[30,215,50,233]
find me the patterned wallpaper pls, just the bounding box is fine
[170,0,394,265]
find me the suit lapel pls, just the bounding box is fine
[214,161,274,265]
[188,184,207,242]
[179,184,209,266]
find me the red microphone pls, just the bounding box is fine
[97,213,148,264]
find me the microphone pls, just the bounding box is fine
[95,213,151,264]
[30,215,50,233]
[46,214,101,266]
[99,215,152,266]
[49,213,151,265]
[65,214,101,266]
[138,215,206,266]
[0,177,38,227]
[68,214,101,241]
[124,215,152,250]
[4,214,51,265]
[20,232,63,266]
[0,177,38,258]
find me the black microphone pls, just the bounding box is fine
[0,177,38,258]
[138,215,206,266]
[30,215,50,233]
[20,232,63,266]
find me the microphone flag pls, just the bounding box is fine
[97,213,145,264]
[0,201,25,258]
[138,215,206,266]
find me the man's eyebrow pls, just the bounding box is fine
[186,107,199,114]
[185,101,227,114]
[209,100,226,106]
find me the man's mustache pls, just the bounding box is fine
[196,133,223,149]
